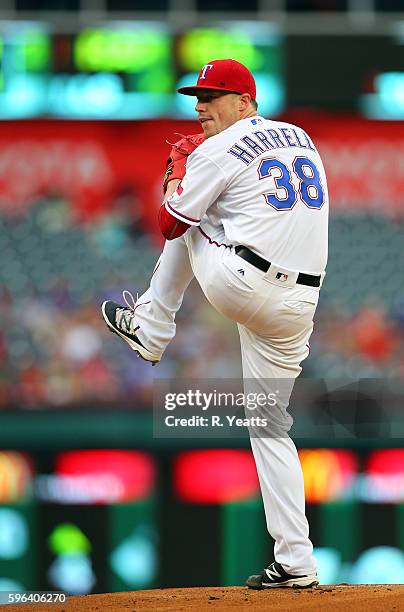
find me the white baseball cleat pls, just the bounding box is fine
[101,292,160,365]
[246,561,319,589]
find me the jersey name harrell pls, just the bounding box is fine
[228,127,316,166]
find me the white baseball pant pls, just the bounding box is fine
[134,224,319,575]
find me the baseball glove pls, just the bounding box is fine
[163,133,205,193]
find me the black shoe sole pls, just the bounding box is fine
[247,580,319,590]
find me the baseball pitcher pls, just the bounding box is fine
[102,59,328,589]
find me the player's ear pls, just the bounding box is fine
[238,93,251,111]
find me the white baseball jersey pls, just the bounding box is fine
[165,116,329,275]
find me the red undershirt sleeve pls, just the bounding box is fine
[158,203,191,240]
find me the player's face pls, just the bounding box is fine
[195,91,242,137]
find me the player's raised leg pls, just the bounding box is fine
[102,176,197,363]
[101,211,232,364]
[102,235,194,363]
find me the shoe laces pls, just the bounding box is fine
[115,290,139,335]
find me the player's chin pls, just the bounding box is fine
[201,121,218,138]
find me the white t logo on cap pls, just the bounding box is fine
[200,64,214,79]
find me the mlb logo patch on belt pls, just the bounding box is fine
[267,265,298,287]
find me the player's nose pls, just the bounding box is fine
[195,99,206,112]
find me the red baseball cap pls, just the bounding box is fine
[178,59,256,100]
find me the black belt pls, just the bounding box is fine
[235,246,321,287]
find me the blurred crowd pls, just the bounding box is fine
[1,196,404,410]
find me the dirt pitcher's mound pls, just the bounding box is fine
[2,585,403,612]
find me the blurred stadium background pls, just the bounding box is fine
[0,0,403,596]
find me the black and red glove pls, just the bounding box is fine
[163,133,205,194]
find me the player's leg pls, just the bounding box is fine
[131,219,235,359]
[102,211,234,363]
[102,178,198,361]
[102,235,194,362]
[132,236,195,358]
[238,324,317,578]
[234,280,321,586]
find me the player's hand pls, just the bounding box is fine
[163,133,205,194]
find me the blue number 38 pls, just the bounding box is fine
[257,156,325,211]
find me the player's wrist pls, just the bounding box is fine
[164,179,181,201]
